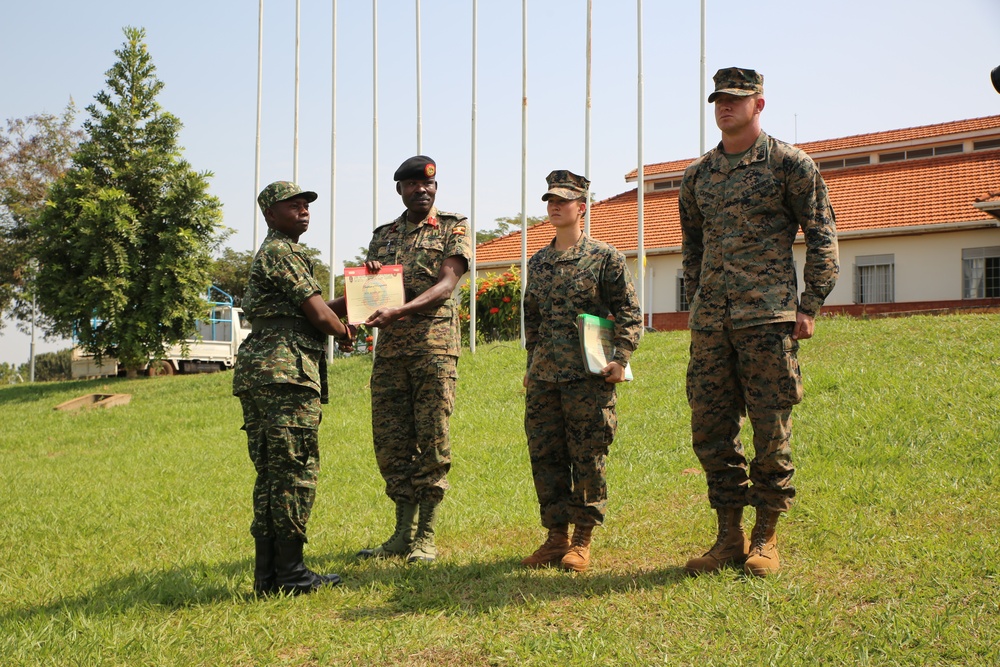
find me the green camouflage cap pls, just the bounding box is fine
[257,181,318,214]
[708,67,764,103]
[541,169,589,201]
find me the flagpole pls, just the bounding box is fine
[469,0,478,353]
[294,0,301,182]
[329,0,338,362]
[415,0,423,153]
[519,0,528,349]
[253,0,263,251]
[636,0,646,330]
[584,0,593,235]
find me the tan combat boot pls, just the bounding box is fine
[684,507,749,574]
[521,526,570,568]
[356,501,418,559]
[744,509,782,577]
[560,525,593,572]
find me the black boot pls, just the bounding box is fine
[275,539,342,595]
[253,538,278,596]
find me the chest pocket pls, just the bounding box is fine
[740,173,784,217]
[696,185,724,220]
[571,269,599,298]
[415,235,445,255]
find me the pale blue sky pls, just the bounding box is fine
[2,0,998,365]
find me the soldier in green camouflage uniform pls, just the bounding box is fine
[234,181,354,595]
[521,170,642,573]
[355,156,471,564]
[679,68,839,577]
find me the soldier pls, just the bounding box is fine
[521,170,642,573]
[679,68,839,577]
[233,181,354,596]
[356,156,470,564]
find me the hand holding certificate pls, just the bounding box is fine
[344,265,406,324]
[577,313,634,381]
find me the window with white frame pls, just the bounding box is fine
[676,270,689,311]
[854,254,895,304]
[962,247,1000,299]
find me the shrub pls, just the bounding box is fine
[458,266,521,344]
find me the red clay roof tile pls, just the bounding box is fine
[478,117,1000,265]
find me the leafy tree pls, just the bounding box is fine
[33,27,224,376]
[344,246,368,268]
[0,103,85,331]
[209,247,254,307]
[0,362,20,384]
[476,214,547,245]
[31,348,73,382]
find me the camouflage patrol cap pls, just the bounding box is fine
[708,67,764,103]
[394,155,437,181]
[541,170,589,201]
[257,181,318,214]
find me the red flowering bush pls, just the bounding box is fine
[458,266,521,344]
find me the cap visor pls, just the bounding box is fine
[542,188,584,202]
[708,88,756,103]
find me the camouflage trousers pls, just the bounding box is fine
[239,383,322,542]
[524,376,617,528]
[370,353,456,504]
[687,322,803,513]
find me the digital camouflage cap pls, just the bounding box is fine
[542,170,589,201]
[708,67,764,103]
[257,181,318,214]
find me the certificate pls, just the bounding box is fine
[344,265,406,324]
[577,313,633,381]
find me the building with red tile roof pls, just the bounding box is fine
[475,115,1000,329]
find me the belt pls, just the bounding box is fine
[248,316,329,404]
[250,316,325,342]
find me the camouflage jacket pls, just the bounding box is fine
[679,131,839,331]
[524,234,642,382]
[232,228,325,396]
[366,207,471,357]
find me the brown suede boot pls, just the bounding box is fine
[684,507,750,575]
[560,525,593,572]
[521,526,571,568]
[744,509,782,577]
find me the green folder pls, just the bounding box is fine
[576,314,633,381]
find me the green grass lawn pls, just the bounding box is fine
[1,314,998,666]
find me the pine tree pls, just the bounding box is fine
[34,26,224,375]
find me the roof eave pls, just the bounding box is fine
[836,219,1000,239]
[973,201,1000,221]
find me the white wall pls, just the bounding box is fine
[475,225,1000,318]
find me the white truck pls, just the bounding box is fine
[71,303,252,378]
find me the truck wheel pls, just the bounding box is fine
[147,360,175,377]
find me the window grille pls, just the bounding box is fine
[853,254,895,304]
[962,247,1000,298]
[676,271,689,312]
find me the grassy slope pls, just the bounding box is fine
[1,314,998,666]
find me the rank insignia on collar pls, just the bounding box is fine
[427,216,439,228]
